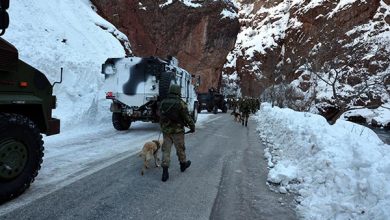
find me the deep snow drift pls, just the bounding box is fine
[256,103,390,219]
[3,0,128,131]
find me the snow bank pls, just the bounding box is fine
[3,0,127,131]
[256,103,390,219]
[344,104,390,127]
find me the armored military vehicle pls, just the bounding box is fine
[102,56,199,130]
[197,88,227,114]
[0,0,60,203]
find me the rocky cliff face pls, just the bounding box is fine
[222,0,390,124]
[91,0,389,124]
[224,0,390,96]
[91,0,240,92]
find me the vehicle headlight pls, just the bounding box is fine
[103,64,116,75]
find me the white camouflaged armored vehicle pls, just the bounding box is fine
[101,56,199,130]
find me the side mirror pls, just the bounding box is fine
[0,0,9,35]
[0,10,9,30]
[0,0,9,10]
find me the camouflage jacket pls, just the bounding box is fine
[159,94,195,134]
[239,100,251,114]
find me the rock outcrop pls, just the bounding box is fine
[91,0,389,124]
[91,0,240,92]
[224,0,389,97]
[223,0,390,124]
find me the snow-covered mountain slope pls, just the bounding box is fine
[223,0,390,126]
[3,0,129,131]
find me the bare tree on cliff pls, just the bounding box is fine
[259,50,284,107]
[261,49,317,111]
[305,27,387,125]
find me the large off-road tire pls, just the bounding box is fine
[213,106,218,114]
[0,113,44,204]
[192,103,198,123]
[222,105,228,113]
[159,72,175,100]
[197,105,202,114]
[112,112,131,131]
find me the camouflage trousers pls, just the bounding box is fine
[161,132,187,168]
[241,112,249,125]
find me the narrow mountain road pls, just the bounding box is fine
[1,113,297,220]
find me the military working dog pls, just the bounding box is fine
[139,140,162,175]
[230,111,242,123]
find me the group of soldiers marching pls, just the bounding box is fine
[227,97,260,127]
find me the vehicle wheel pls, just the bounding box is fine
[213,106,218,114]
[222,105,228,113]
[0,113,44,204]
[207,108,212,113]
[192,103,198,123]
[112,112,131,131]
[159,72,175,100]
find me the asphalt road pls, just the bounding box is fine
[0,113,297,220]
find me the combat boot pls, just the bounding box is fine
[162,167,169,182]
[180,160,191,172]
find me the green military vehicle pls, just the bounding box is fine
[197,87,227,114]
[0,0,60,203]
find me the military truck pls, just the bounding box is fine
[0,0,60,203]
[102,56,199,130]
[197,88,227,114]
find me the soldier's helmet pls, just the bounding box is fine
[169,84,181,96]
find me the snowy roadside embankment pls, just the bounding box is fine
[256,103,390,219]
[3,0,128,131]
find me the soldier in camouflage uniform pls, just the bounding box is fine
[256,98,260,110]
[232,98,238,112]
[251,98,257,114]
[159,84,195,182]
[239,98,250,127]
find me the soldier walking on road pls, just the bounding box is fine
[256,98,260,110]
[159,84,195,182]
[239,98,250,127]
